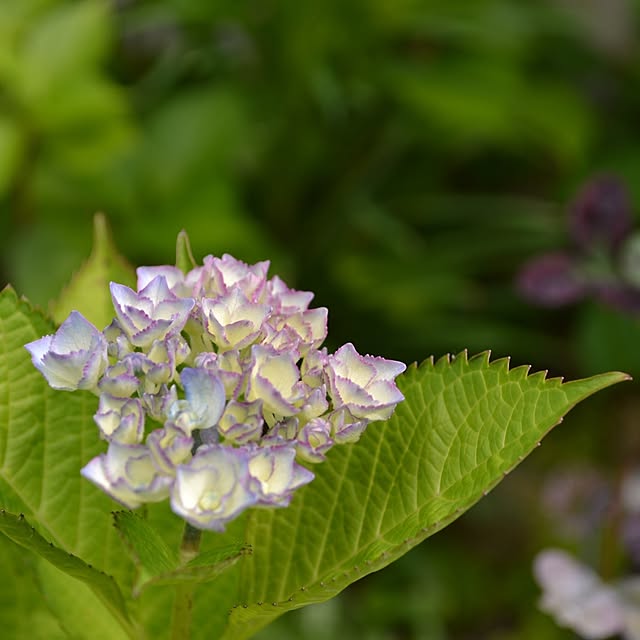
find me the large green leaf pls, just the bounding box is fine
[0,287,135,628]
[0,534,67,640]
[186,354,627,639]
[0,509,132,635]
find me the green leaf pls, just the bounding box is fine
[50,213,135,329]
[0,509,134,636]
[114,511,250,596]
[193,353,628,639]
[0,286,135,625]
[0,114,24,197]
[18,0,112,103]
[35,559,132,640]
[0,534,67,640]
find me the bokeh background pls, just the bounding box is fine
[3,1,640,638]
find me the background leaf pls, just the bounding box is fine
[50,213,136,329]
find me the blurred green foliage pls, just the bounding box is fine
[3,0,640,637]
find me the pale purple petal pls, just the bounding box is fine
[25,311,107,391]
[171,445,257,531]
[246,344,304,417]
[202,287,270,351]
[296,418,334,463]
[110,276,195,348]
[147,424,193,474]
[94,395,145,444]
[266,275,314,313]
[326,343,405,421]
[246,443,314,506]
[81,442,172,508]
[218,399,264,444]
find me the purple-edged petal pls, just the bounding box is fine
[218,399,264,444]
[246,344,304,417]
[147,424,193,474]
[110,276,195,348]
[98,355,141,397]
[265,307,328,355]
[247,443,314,506]
[25,311,107,391]
[171,445,257,531]
[325,343,406,421]
[329,406,370,444]
[202,287,270,351]
[137,265,186,294]
[81,442,172,509]
[296,418,334,463]
[193,254,270,302]
[94,395,145,444]
[266,275,314,313]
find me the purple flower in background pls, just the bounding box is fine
[570,176,632,252]
[533,549,640,640]
[27,247,406,531]
[517,253,588,307]
[517,175,640,314]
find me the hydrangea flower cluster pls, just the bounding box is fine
[25,254,406,531]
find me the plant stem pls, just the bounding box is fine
[170,523,202,640]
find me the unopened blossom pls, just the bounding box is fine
[218,399,264,444]
[296,418,334,463]
[94,395,145,444]
[98,356,141,397]
[329,406,369,444]
[326,343,406,421]
[147,425,193,474]
[27,245,406,531]
[81,442,172,509]
[25,311,107,391]
[264,307,328,356]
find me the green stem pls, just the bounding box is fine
[170,523,202,640]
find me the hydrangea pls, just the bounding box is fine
[26,252,406,531]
